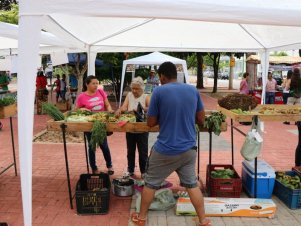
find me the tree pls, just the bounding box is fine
[196,52,207,89]
[0,3,18,24]
[208,53,221,93]
[270,51,288,56]
[97,52,134,99]
[0,0,17,11]
[74,53,88,93]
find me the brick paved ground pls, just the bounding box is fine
[1,88,301,226]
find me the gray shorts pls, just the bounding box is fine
[144,147,198,189]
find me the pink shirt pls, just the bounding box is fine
[240,80,249,95]
[76,89,107,112]
[266,79,277,92]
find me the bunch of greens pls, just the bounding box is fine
[0,96,16,107]
[211,169,235,179]
[90,121,107,150]
[203,111,226,135]
[42,103,65,121]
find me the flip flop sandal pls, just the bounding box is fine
[107,168,114,175]
[131,212,146,226]
[199,218,212,226]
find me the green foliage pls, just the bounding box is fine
[203,111,226,136]
[0,3,18,24]
[270,51,288,56]
[42,103,65,121]
[53,65,72,77]
[90,121,107,150]
[0,96,15,106]
[0,0,17,10]
[211,169,235,179]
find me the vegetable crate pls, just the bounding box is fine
[75,173,111,215]
[0,103,17,119]
[206,164,242,198]
[273,171,301,209]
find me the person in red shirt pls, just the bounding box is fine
[53,74,61,103]
[36,71,48,114]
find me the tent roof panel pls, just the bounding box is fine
[23,0,301,26]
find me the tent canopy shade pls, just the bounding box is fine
[119,52,189,105]
[17,1,301,226]
[23,0,301,27]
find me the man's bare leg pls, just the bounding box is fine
[186,187,210,225]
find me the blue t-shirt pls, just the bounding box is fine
[148,82,204,155]
[69,74,78,89]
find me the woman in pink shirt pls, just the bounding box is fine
[265,72,277,104]
[239,72,249,95]
[76,75,114,175]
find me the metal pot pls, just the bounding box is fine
[112,177,134,197]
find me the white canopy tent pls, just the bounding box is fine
[17,1,301,225]
[119,52,189,104]
[0,21,83,55]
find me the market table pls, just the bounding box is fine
[217,104,301,198]
[0,102,17,176]
[47,116,227,209]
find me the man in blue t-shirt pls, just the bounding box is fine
[131,62,210,226]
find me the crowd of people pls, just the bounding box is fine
[239,68,301,168]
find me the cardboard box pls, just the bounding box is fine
[176,197,276,218]
[242,160,275,198]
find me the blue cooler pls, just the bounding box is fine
[242,160,275,198]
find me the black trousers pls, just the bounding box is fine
[296,123,301,166]
[126,132,149,174]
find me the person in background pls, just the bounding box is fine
[282,70,293,124]
[6,71,11,81]
[76,75,114,175]
[287,68,301,166]
[131,62,210,226]
[69,72,78,104]
[282,70,293,104]
[60,74,67,102]
[115,76,150,178]
[146,69,160,93]
[0,71,9,91]
[265,72,277,104]
[239,72,250,95]
[35,71,48,115]
[53,74,61,103]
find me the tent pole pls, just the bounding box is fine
[18,15,42,226]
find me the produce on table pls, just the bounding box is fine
[0,96,16,106]
[65,111,136,123]
[276,171,301,190]
[211,169,235,179]
[230,109,253,114]
[218,93,257,111]
[90,121,107,150]
[203,111,226,136]
[258,106,301,115]
[42,103,65,121]
[118,113,137,123]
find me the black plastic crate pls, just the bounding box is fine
[273,171,301,209]
[75,173,110,215]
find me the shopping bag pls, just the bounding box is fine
[136,188,176,211]
[240,118,263,161]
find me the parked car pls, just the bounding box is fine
[221,73,229,80]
